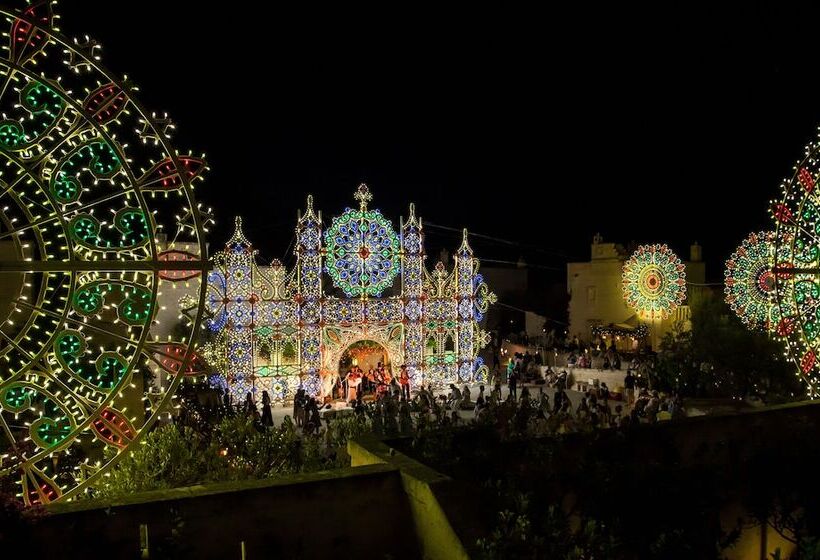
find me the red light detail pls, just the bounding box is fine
[138,156,206,191]
[777,317,795,337]
[802,351,816,374]
[158,250,202,281]
[799,168,815,193]
[11,1,52,64]
[84,83,128,124]
[776,261,794,279]
[91,407,136,449]
[21,466,60,506]
[773,204,793,224]
[153,343,206,376]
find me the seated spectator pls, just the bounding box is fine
[461,385,473,409]
[446,384,463,410]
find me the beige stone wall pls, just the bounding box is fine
[567,240,706,349]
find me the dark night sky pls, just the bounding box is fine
[60,1,820,280]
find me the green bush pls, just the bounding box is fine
[98,425,227,497]
[97,414,354,498]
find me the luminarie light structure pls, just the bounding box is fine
[771,131,820,397]
[724,231,783,331]
[0,1,210,504]
[622,244,686,320]
[205,185,496,401]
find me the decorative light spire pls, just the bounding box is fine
[458,228,473,255]
[227,216,252,250]
[405,202,421,229]
[299,194,319,224]
[354,183,372,211]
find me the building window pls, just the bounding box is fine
[587,286,596,304]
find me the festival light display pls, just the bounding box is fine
[205,185,496,401]
[622,244,687,320]
[0,2,210,504]
[771,133,820,397]
[724,231,784,331]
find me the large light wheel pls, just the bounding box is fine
[0,2,210,503]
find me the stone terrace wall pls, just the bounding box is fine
[41,464,418,559]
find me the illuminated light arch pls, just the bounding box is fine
[622,244,687,320]
[772,131,820,397]
[205,185,496,401]
[0,2,210,504]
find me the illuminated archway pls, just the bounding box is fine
[322,324,404,375]
[205,185,496,401]
[338,340,390,374]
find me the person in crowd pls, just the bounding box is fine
[508,368,518,400]
[553,388,564,414]
[475,384,486,408]
[461,385,473,409]
[556,370,568,391]
[398,399,413,434]
[644,391,660,422]
[491,381,502,405]
[576,393,590,418]
[346,368,362,402]
[390,374,401,399]
[260,390,274,427]
[244,392,258,418]
[538,387,550,414]
[398,365,411,401]
[293,388,305,427]
[447,383,463,410]
[608,403,621,427]
[624,369,635,406]
[476,401,492,423]
[304,398,321,434]
[599,382,610,407]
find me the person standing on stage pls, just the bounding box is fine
[398,365,411,401]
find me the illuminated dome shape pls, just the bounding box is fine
[324,184,401,297]
[622,244,687,320]
[0,2,210,504]
[724,231,781,331]
[771,133,820,397]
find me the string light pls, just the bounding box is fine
[724,231,782,331]
[622,244,687,320]
[771,129,820,398]
[0,2,209,505]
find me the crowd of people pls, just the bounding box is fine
[225,359,684,445]
[219,330,688,444]
[318,362,411,403]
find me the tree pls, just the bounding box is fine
[654,291,801,400]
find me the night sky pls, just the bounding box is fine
[62,2,820,280]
